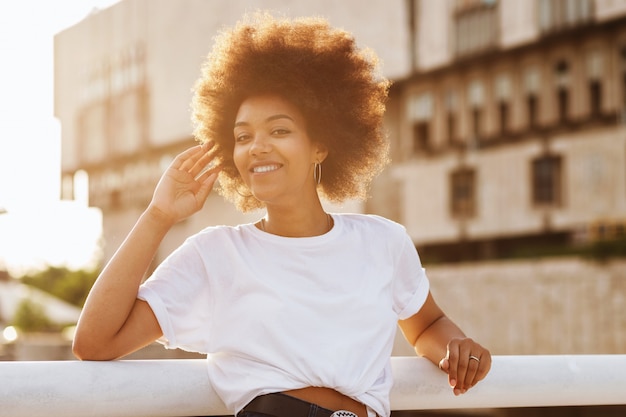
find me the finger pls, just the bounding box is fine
[446,343,459,390]
[194,172,220,207]
[195,163,222,185]
[180,149,208,173]
[472,352,492,386]
[438,357,448,372]
[171,145,204,170]
[191,149,219,179]
[454,342,473,394]
[464,354,480,390]
[188,141,220,178]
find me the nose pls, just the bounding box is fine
[249,133,271,155]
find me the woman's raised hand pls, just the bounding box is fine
[148,142,221,225]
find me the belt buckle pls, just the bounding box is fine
[330,411,358,417]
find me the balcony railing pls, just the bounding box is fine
[1,355,625,417]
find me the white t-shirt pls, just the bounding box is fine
[138,213,429,416]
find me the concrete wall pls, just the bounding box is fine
[418,257,626,356]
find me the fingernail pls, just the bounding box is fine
[450,379,456,387]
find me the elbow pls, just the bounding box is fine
[71,337,97,361]
[71,339,92,361]
[72,332,115,361]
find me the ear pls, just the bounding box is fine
[314,142,329,164]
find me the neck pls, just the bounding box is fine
[260,205,332,237]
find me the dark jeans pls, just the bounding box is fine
[236,393,340,417]
[237,414,275,417]
[237,405,336,417]
[237,411,331,417]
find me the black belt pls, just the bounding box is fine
[238,392,357,417]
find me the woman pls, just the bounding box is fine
[73,12,491,417]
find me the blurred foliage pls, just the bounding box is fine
[585,237,626,261]
[19,266,99,307]
[510,237,626,262]
[12,299,56,332]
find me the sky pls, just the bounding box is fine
[0,0,121,275]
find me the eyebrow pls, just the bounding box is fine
[234,114,295,128]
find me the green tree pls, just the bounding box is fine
[12,299,55,332]
[20,266,99,307]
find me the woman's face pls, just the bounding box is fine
[233,94,327,207]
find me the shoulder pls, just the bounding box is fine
[334,213,409,245]
[336,213,407,234]
[181,222,257,248]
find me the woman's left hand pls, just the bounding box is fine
[438,338,491,396]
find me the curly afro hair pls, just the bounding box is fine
[191,12,390,212]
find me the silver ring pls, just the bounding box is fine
[469,355,480,363]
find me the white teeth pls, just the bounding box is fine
[252,165,279,173]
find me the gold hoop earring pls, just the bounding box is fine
[314,162,322,185]
[236,187,253,198]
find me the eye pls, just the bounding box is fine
[235,132,251,142]
[272,128,290,136]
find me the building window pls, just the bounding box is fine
[445,90,458,145]
[589,80,602,117]
[555,60,570,123]
[539,0,593,33]
[532,155,562,206]
[447,113,457,146]
[110,88,146,156]
[78,103,109,164]
[472,108,483,141]
[413,122,430,153]
[524,66,540,129]
[527,95,538,129]
[454,0,499,56]
[586,50,603,117]
[495,74,511,135]
[620,46,626,116]
[450,168,476,218]
[468,80,485,142]
[408,93,433,154]
[498,102,509,135]
[557,88,569,123]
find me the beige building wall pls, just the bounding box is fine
[393,257,626,356]
[429,257,626,355]
[50,0,626,361]
[396,127,626,244]
[55,0,411,162]
[388,0,626,250]
[54,0,410,265]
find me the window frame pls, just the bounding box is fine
[531,154,563,207]
[450,167,477,218]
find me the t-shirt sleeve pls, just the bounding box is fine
[137,236,212,353]
[392,231,430,320]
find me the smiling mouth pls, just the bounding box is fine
[252,164,281,173]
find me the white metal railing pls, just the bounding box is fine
[0,355,625,417]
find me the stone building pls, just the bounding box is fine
[54,0,626,357]
[53,0,410,266]
[373,0,626,263]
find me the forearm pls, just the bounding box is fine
[74,207,173,350]
[413,315,466,365]
[400,293,491,394]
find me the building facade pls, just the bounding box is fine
[53,0,410,266]
[56,0,626,266]
[374,0,626,263]
[54,1,626,358]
